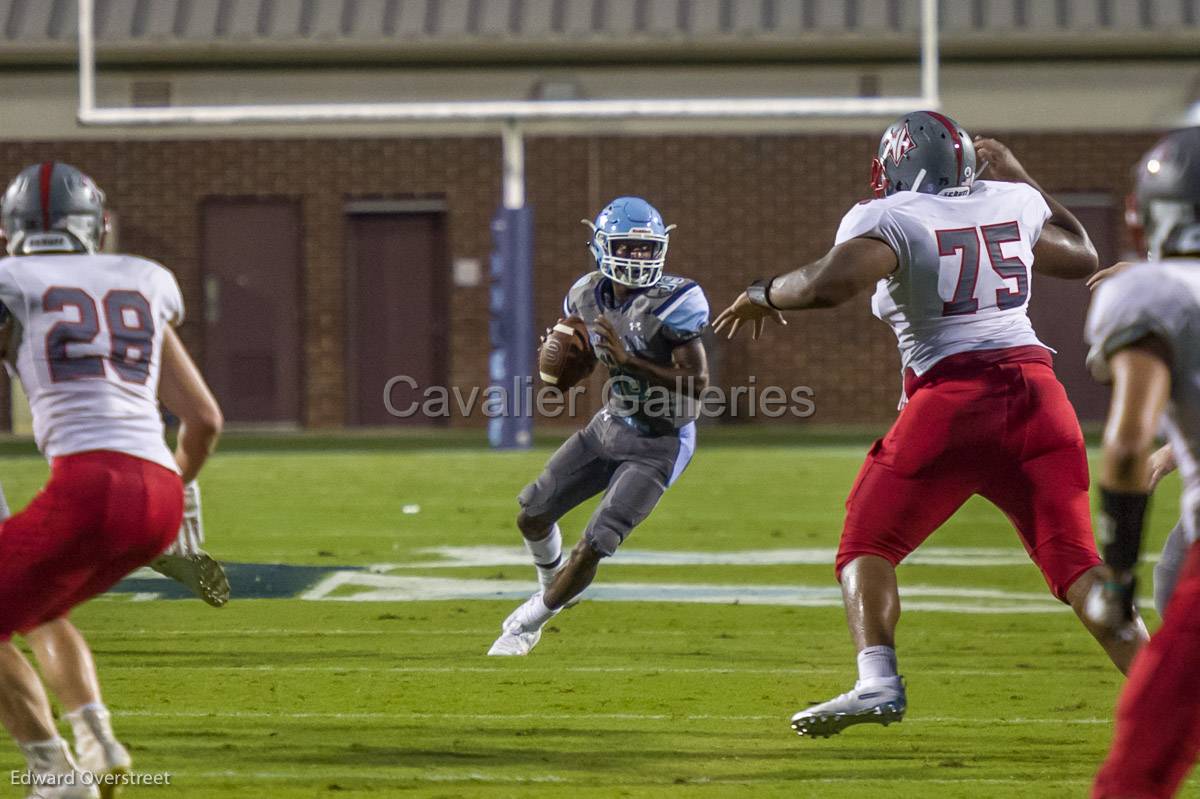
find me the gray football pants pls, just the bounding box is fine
[518,411,695,557]
[1155,519,1192,616]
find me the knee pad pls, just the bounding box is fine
[517,474,557,520]
[582,524,620,558]
[584,498,647,558]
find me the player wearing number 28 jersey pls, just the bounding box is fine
[716,111,1147,739]
[1,252,184,471]
[0,162,222,799]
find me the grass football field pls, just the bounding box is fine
[0,433,1195,798]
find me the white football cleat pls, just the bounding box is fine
[487,628,542,656]
[70,706,131,799]
[790,677,906,738]
[75,736,130,799]
[25,781,100,799]
[487,593,560,656]
[21,739,99,799]
[150,551,230,607]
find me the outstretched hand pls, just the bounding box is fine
[1087,261,1136,290]
[1149,443,1177,490]
[712,292,787,341]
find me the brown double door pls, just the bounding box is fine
[345,211,448,426]
[200,199,303,425]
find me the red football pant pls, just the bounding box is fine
[0,450,183,641]
[837,347,1100,601]
[1093,541,1200,799]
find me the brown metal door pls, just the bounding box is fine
[1028,201,1118,422]
[200,199,303,424]
[346,212,447,426]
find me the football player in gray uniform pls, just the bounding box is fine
[488,196,709,656]
[1087,126,1200,799]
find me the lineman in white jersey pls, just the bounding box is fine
[0,162,223,799]
[849,175,1053,387]
[718,111,1142,739]
[1086,127,1200,798]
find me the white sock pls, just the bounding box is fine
[514,593,560,630]
[20,737,77,774]
[66,702,114,745]
[857,645,898,683]
[0,481,10,521]
[524,524,562,570]
[165,481,203,556]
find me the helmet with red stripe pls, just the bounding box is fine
[1,162,108,256]
[1129,127,1200,260]
[870,111,977,199]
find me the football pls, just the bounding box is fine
[537,316,596,388]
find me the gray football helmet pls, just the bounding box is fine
[1,162,108,255]
[871,111,977,198]
[1131,127,1200,260]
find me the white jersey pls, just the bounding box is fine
[835,180,1052,378]
[0,253,184,472]
[1086,259,1200,545]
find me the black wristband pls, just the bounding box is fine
[746,277,779,310]
[1097,488,1151,572]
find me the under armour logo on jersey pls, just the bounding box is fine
[881,122,917,165]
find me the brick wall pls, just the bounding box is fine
[0,131,1160,428]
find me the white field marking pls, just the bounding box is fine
[177,770,1087,786]
[97,664,1079,677]
[85,626,1092,638]
[387,545,1079,569]
[300,573,1068,613]
[184,770,568,784]
[116,709,1109,725]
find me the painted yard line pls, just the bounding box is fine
[98,663,1114,677]
[89,627,1085,638]
[178,770,1090,786]
[343,570,1106,603]
[393,546,1051,569]
[120,709,1110,725]
[300,574,1069,612]
[182,770,569,783]
[386,546,1164,569]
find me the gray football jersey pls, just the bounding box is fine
[1086,259,1200,545]
[564,271,709,435]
